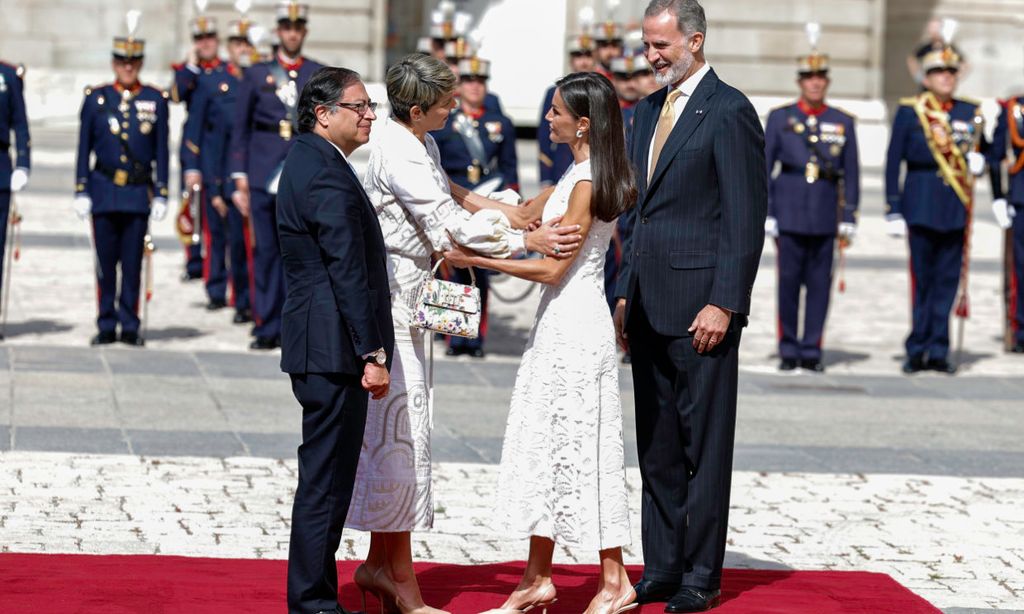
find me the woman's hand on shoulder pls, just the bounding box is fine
[526,216,582,260]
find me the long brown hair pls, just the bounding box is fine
[555,72,637,222]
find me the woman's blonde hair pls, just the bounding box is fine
[386,53,456,123]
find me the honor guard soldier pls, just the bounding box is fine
[432,56,519,358]
[173,1,222,281]
[428,0,460,61]
[988,90,1024,353]
[538,30,595,189]
[181,10,256,324]
[764,24,859,372]
[230,1,322,350]
[591,20,624,81]
[885,43,986,374]
[73,14,169,347]
[0,59,31,328]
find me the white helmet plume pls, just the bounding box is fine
[195,0,209,13]
[126,10,142,37]
[805,22,821,51]
[940,17,958,45]
[248,23,267,47]
[235,0,252,15]
[578,6,595,31]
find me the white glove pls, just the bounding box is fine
[488,188,523,206]
[150,197,168,221]
[10,168,29,192]
[993,198,1016,230]
[967,151,985,177]
[886,214,907,238]
[838,222,857,241]
[73,195,92,220]
[764,216,779,238]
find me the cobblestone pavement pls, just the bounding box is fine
[1,451,1021,612]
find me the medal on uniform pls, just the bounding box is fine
[288,69,298,79]
[794,122,805,134]
[140,121,152,135]
[220,82,229,93]
[805,160,820,184]
[108,116,121,135]
[279,119,292,140]
[830,144,841,156]
[806,115,818,129]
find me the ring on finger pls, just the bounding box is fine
[553,246,561,255]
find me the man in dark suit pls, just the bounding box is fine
[613,1,767,611]
[277,66,393,614]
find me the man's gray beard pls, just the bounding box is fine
[655,54,694,87]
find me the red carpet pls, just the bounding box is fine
[0,553,940,613]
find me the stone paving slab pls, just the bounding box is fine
[0,451,1020,611]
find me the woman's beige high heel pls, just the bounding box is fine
[585,587,638,614]
[373,567,450,614]
[354,564,398,614]
[478,582,558,614]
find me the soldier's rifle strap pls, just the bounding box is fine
[267,62,299,132]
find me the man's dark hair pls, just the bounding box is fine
[644,0,707,36]
[297,66,361,134]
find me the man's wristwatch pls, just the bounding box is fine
[365,348,387,366]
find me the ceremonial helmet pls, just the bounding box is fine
[457,56,490,80]
[276,1,309,24]
[113,10,145,59]
[592,21,624,44]
[444,37,475,62]
[190,1,218,39]
[568,7,595,56]
[921,18,961,72]
[229,0,254,42]
[797,23,830,76]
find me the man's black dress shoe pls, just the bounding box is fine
[800,359,825,372]
[633,579,678,604]
[90,331,117,346]
[778,358,798,371]
[250,336,280,350]
[232,310,253,324]
[665,587,721,613]
[119,331,145,347]
[927,357,957,374]
[469,348,485,358]
[206,299,227,311]
[902,355,925,374]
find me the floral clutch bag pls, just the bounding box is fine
[413,259,481,338]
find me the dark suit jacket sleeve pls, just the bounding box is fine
[308,167,385,357]
[709,96,767,315]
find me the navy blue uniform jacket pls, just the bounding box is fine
[276,132,394,376]
[616,68,767,336]
[0,62,30,191]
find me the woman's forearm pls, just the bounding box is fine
[466,254,561,286]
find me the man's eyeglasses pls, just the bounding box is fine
[334,101,379,116]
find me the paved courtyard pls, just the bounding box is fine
[0,120,1022,613]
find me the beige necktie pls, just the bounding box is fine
[649,89,683,181]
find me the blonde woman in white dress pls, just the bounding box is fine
[348,54,584,614]
[445,72,638,614]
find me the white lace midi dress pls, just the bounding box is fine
[492,160,631,550]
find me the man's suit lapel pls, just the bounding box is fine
[644,69,720,205]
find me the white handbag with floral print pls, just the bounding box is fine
[412,258,481,338]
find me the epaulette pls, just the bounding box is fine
[84,83,105,97]
[956,96,981,108]
[767,102,796,114]
[831,105,857,120]
[142,83,169,99]
[15,64,25,79]
[171,62,185,71]
[898,96,918,107]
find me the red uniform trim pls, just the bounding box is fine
[797,99,828,116]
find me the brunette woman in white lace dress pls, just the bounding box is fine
[445,72,638,614]
[348,54,585,614]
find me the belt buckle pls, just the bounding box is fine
[467,164,481,184]
[279,120,293,140]
[114,169,129,186]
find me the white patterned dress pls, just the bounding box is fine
[347,117,520,531]
[493,160,631,550]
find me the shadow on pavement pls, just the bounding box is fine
[482,313,531,357]
[823,348,870,368]
[143,326,206,341]
[1,319,74,338]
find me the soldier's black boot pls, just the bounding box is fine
[206,299,227,311]
[927,357,957,374]
[778,358,798,371]
[901,355,926,374]
[119,331,145,347]
[800,359,825,373]
[90,331,117,346]
[232,309,252,324]
[1011,342,1024,354]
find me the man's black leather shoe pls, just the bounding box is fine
[232,310,252,324]
[206,299,227,311]
[633,579,678,604]
[902,355,925,374]
[800,359,825,372]
[665,587,721,613]
[119,331,145,347]
[927,358,957,374]
[250,336,280,350]
[90,331,117,346]
[778,358,798,371]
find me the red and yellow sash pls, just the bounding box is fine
[912,92,972,207]
[1006,97,1024,175]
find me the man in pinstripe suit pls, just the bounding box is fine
[613,1,767,611]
